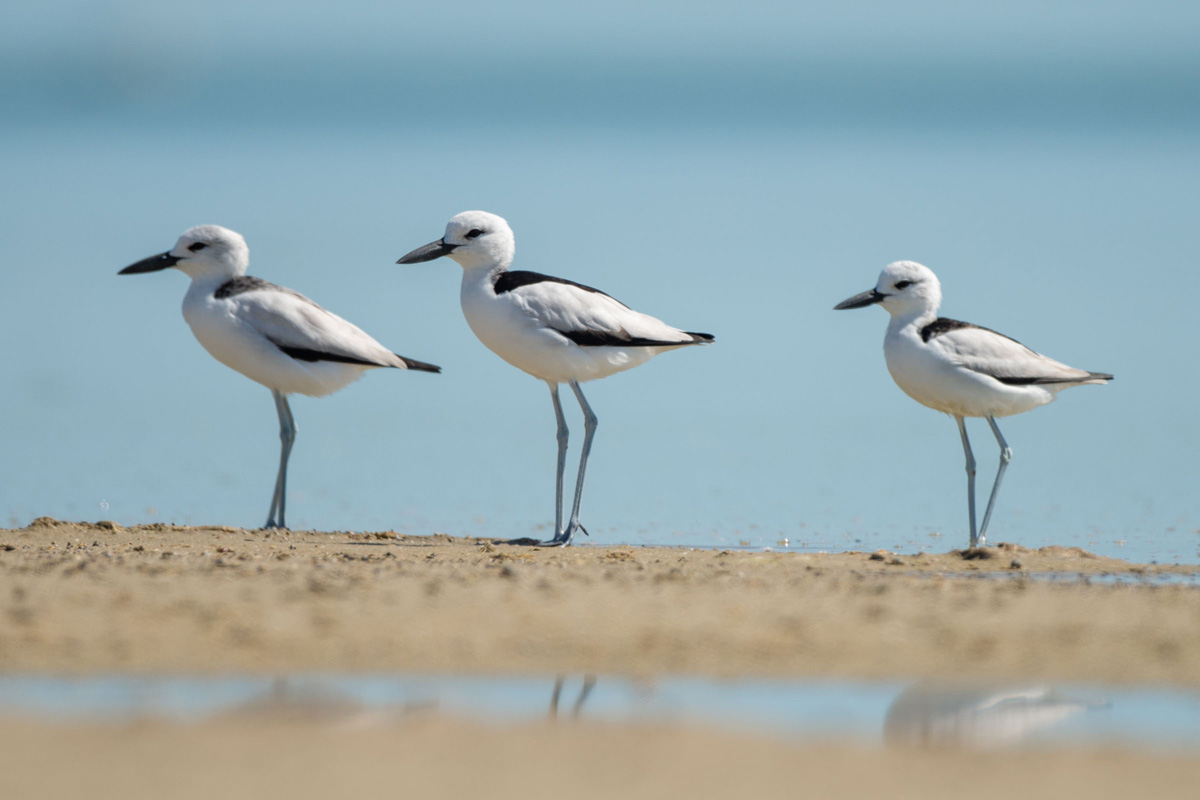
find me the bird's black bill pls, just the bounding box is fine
[834,288,885,310]
[396,239,457,264]
[119,252,181,275]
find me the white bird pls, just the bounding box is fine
[396,210,712,546]
[834,260,1111,548]
[120,224,440,529]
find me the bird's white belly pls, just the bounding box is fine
[460,291,654,384]
[182,300,369,397]
[884,336,1052,418]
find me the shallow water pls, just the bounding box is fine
[2,3,1198,563]
[955,570,1200,587]
[1,675,1196,751]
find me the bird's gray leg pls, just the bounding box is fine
[955,415,978,548]
[548,674,597,720]
[549,675,565,719]
[559,380,597,546]
[977,415,1013,546]
[541,383,569,545]
[264,390,296,529]
[572,674,597,718]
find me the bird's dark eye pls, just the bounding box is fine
[465,229,484,239]
[894,279,913,289]
[188,242,208,252]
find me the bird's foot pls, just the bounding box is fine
[537,522,588,547]
[506,532,571,547]
[510,521,590,547]
[262,520,289,531]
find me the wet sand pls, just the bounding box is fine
[2,715,1200,800]
[3,518,1199,799]
[2,518,1198,682]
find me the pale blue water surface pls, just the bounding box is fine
[1,675,1198,752]
[1,2,1197,561]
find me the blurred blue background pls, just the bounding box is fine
[1,1,1196,561]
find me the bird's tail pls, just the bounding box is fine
[685,331,715,344]
[395,354,442,373]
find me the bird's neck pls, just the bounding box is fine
[460,263,507,294]
[183,270,238,302]
[886,306,938,337]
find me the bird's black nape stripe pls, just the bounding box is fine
[275,344,384,367]
[215,276,280,299]
[494,270,627,307]
[921,317,1024,346]
[920,317,977,342]
[559,329,710,348]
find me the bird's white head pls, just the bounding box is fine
[396,210,515,272]
[120,224,250,282]
[834,260,942,320]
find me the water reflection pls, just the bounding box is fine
[549,675,597,720]
[218,678,436,725]
[884,683,1108,749]
[0,675,1185,751]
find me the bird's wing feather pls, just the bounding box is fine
[231,288,405,368]
[505,281,698,346]
[929,325,1096,384]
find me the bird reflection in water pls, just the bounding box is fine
[550,675,597,720]
[884,683,1109,749]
